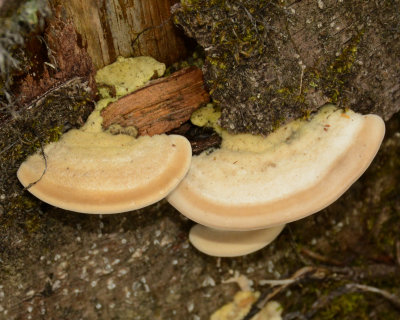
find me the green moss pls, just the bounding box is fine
[0,78,94,238]
[319,293,368,320]
[1,194,41,235]
[319,288,400,320]
[307,30,364,105]
[181,0,226,7]
[206,56,227,70]
[24,211,41,233]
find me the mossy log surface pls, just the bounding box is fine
[0,1,399,320]
[174,0,400,135]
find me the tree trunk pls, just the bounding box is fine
[49,0,190,69]
[173,0,400,134]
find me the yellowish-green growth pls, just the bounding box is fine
[85,55,165,134]
[210,291,259,320]
[190,103,222,133]
[191,104,344,154]
[81,97,116,133]
[95,56,166,98]
[221,106,339,153]
[55,56,167,150]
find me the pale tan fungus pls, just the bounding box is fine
[17,131,191,214]
[189,224,285,257]
[168,106,385,231]
[18,56,192,214]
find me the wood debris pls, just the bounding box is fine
[101,67,210,136]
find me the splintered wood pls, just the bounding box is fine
[101,67,209,136]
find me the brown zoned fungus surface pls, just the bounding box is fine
[168,106,385,256]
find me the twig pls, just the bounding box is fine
[243,267,318,320]
[0,140,17,156]
[258,279,296,286]
[298,66,304,96]
[283,312,308,320]
[287,225,312,266]
[300,247,344,266]
[243,264,400,320]
[349,284,400,310]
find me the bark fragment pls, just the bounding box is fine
[101,67,210,136]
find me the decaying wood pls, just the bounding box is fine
[101,66,210,136]
[189,133,221,154]
[48,0,189,69]
[14,5,96,107]
[168,123,222,154]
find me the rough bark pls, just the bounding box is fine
[1,1,400,320]
[173,0,400,134]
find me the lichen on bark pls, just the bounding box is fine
[173,0,400,135]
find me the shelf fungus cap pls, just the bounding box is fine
[189,224,285,257]
[17,131,191,214]
[168,107,385,231]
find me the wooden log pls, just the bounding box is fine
[48,0,189,69]
[101,67,210,136]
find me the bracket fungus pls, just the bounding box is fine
[17,98,192,214]
[168,106,385,256]
[189,224,285,257]
[17,56,192,214]
[17,131,191,214]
